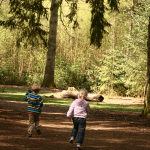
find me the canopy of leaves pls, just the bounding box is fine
[0,0,120,48]
[0,0,48,47]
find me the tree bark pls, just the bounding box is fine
[42,0,59,88]
[142,16,150,116]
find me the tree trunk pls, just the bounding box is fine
[42,0,59,88]
[142,16,150,116]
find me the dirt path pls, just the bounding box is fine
[0,105,150,150]
[0,85,150,150]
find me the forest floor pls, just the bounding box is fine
[0,85,150,150]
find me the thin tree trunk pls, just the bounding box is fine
[110,13,115,95]
[142,16,150,116]
[126,1,133,58]
[70,27,73,62]
[42,0,59,88]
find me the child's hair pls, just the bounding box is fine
[31,84,41,93]
[78,88,88,99]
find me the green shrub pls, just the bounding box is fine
[54,58,92,91]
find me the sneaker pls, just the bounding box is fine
[69,138,74,144]
[77,145,81,150]
[36,129,41,135]
[28,134,32,137]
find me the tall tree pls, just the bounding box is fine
[123,0,150,115]
[142,16,150,116]
[0,0,120,88]
[42,0,60,87]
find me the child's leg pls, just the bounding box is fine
[70,117,79,140]
[76,118,86,146]
[28,113,34,135]
[34,114,41,135]
[34,114,39,130]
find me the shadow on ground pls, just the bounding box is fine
[0,104,150,150]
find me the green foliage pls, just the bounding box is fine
[89,48,127,96]
[0,0,149,98]
[0,18,47,86]
[66,0,79,29]
[107,0,120,11]
[0,0,48,47]
[89,0,119,47]
[0,65,45,86]
[0,0,120,48]
[122,0,150,96]
[0,67,27,85]
[54,58,92,90]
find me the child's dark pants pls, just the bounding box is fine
[71,117,86,146]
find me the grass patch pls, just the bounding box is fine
[89,103,143,112]
[0,87,143,112]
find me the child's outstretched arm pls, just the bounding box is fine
[67,101,75,118]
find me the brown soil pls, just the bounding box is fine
[0,85,150,150]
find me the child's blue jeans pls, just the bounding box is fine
[71,117,86,146]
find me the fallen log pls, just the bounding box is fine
[45,95,54,98]
[61,90,104,102]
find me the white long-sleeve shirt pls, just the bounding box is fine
[67,99,90,118]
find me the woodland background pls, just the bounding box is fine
[0,0,149,97]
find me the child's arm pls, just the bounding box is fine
[67,101,75,118]
[39,96,43,108]
[85,103,90,114]
[24,90,32,101]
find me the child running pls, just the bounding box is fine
[67,88,90,150]
[24,83,43,137]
